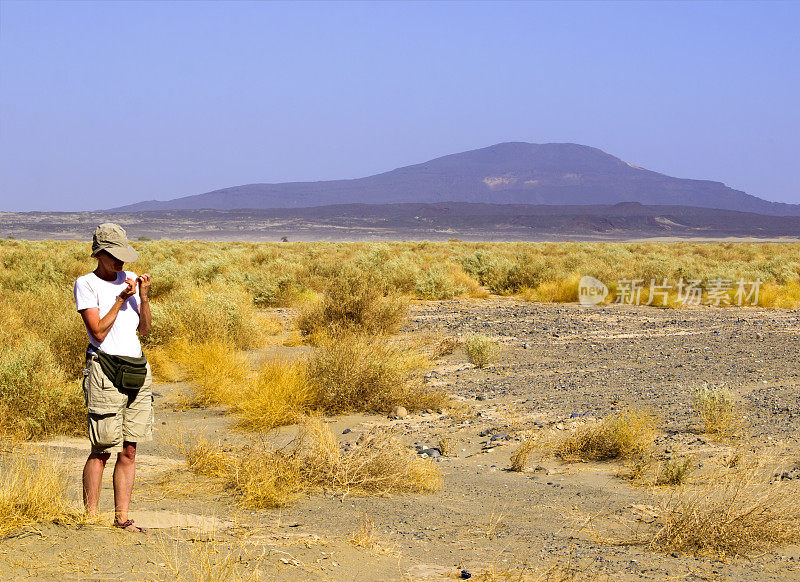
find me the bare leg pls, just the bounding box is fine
[82,452,110,517]
[112,441,137,525]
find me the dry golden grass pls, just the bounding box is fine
[297,266,407,337]
[641,465,800,557]
[0,339,84,440]
[2,239,798,440]
[292,417,441,494]
[509,438,537,472]
[437,435,452,457]
[348,515,378,549]
[464,333,499,368]
[307,333,446,415]
[654,456,695,486]
[0,448,79,537]
[154,535,261,582]
[692,384,738,436]
[231,359,313,431]
[555,409,657,463]
[180,417,441,509]
[473,551,603,581]
[168,340,252,407]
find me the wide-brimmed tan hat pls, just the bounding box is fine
[91,223,138,263]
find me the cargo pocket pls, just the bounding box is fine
[85,357,125,414]
[88,411,122,450]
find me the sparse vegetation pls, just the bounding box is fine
[180,417,441,509]
[464,333,499,368]
[509,438,537,472]
[692,384,737,436]
[0,449,79,537]
[296,266,407,337]
[307,334,446,414]
[642,465,800,557]
[231,359,313,431]
[348,515,378,550]
[555,409,657,462]
[655,456,694,486]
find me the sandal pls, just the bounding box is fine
[114,518,150,535]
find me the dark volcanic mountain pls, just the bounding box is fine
[112,142,800,216]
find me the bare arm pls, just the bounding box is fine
[137,273,151,336]
[79,278,137,343]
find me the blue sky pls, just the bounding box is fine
[1,1,798,211]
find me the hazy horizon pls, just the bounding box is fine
[1,1,798,211]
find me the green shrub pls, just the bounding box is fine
[464,333,499,368]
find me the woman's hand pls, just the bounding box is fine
[119,278,137,301]
[137,273,151,301]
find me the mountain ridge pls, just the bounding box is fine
[111,142,800,216]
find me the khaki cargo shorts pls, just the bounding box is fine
[82,353,153,454]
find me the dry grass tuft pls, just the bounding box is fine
[307,333,446,414]
[180,418,440,509]
[692,384,738,436]
[654,456,694,486]
[431,335,461,359]
[555,409,657,462]
[297,267,407,337]
[231,359,313,431]
[509,438,537,472]
[437,435,452,457]
[0,448,78,537]
[472,551,602,581]
[464,333,499,368]
[155,535,260,582]
[348,515,378,549]
[293,417,441,494]
[642,466,800,557]
[173,340,252,407]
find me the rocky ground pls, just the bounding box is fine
[2,298,799,581]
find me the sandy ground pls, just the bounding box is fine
[2,298,799,581]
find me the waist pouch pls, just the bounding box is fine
[92,347,148,390]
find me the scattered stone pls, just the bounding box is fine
[342,428,352,434]
[389,406,408,419]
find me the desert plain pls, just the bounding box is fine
[1,240,799,581]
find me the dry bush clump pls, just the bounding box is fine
[307,334,446,414]
[181,418,440,509]
[692,384,738,436]
[0,339,84,439]
[555,409,657,463]
[231,359,313,431]
[641,466,800,557]
[145,284,274,350]
[509,438,537,472]
[431,335,461,359]
[292,417,441,494]
[296,267,407,337]
[349,515,379,550]
[654,456,694,486]
[0,448,78,537]
[464,333,499,368]
[169,335,443,429]
[154,339,252,407]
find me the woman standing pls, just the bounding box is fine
[73,223,152,533]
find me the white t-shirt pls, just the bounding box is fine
[74,270,143,357]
